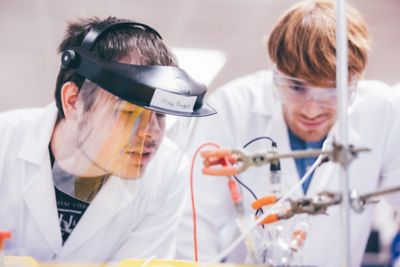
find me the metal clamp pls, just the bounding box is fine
[350,186,400,213]
[201,142,370,176]
[252,192,342,224]
[290,191,343,216]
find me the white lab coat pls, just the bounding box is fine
[176,71,400,267]
[0,103,187,262]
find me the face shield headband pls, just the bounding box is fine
[61,47,216,117]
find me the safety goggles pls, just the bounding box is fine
[273,66,357,108]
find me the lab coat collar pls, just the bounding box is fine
[20,103,63,254]
[18,103,58,165]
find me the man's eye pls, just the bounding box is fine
[290,83,307,93]
[155,112,166,119]
[121,110,141,117]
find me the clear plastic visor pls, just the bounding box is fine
[52,80,195,207]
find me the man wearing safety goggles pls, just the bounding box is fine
[0,17,215,262]
[177,1,400,267]
[272,66,358,142]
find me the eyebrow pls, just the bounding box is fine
[116,103,142,111]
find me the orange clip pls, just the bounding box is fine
[0,231,12,251]
[202,166,239,176]
[201,149,234,159]
[201,149,239,176]
[256,214,279,225]
[251,195,278,210]
[253,195,282,225]
[228,178,242,203]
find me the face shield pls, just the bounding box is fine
[273,65,358,109]
[53,47,216,206]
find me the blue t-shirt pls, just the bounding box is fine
[391,232,400,266]
[288,129,325,194]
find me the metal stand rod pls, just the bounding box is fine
[336,0,351,266]
[359,186,400,202]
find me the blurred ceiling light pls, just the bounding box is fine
[172,47,227,86]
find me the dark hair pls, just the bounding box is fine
[55,16,177,119]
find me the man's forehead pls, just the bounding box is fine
[119,51,143,65]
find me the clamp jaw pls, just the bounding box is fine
[251,192,343,225]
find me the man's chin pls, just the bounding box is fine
[107,163,148,179]
[295,128,328,142]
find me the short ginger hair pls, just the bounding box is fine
[267,0,370,87]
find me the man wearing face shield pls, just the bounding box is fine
[0,16,215,262]
[176,1,400,267]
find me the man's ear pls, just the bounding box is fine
[61,81,79,120]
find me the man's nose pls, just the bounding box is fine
[137,111,163,140]
[301,98,324,118]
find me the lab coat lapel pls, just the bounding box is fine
[59,176,138,256]
[22,161,63,254]
[19,104,63,254]
[264,104,304,199]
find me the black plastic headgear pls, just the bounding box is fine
[61,19,216,117]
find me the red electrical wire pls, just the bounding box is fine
[190,142,220,262]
